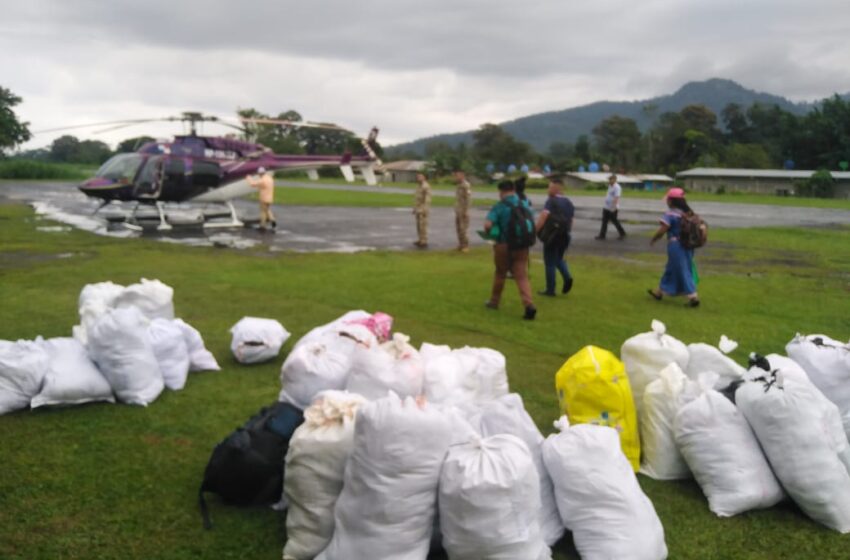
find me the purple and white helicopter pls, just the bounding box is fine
[61,112,381,230]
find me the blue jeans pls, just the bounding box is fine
[543,235,572,293]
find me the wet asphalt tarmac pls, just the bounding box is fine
[2,180,849,255]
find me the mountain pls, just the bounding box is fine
[387,78,841,156]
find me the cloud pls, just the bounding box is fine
[2,0,848,149]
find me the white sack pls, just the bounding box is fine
[737,372,850,533]
[173,319,220,372]
[420,343,509,406]
[640,362,691,480]
[283,391,367,560]
[0,340,49,414]
[229,317,290,364]
[279,324,375,409]
[316,393,452,560]
[674,373,783,517]
[620,319,689,417]
[438,434,552,560]
[685,340,746,390]
[456,346,509,401]
[74,281,125,345]
[295,310,372,348]
[112,278,175,320]
[476,393,564,546]
[345,333,423,400]
[542,417,668,560]
[147,319,191,390]
[88,307,164,406]
[786,334,850,438]
[754,354,809,385]
[421,347,476,406]
[31,337,114,408]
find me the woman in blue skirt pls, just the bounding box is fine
[648,187,700,307]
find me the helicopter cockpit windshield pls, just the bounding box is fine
[95,153,145,183]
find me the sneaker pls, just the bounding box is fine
[484,301,498,310]
[686,298,700,308]
[459,247,469,253]
[271,220,277,229]
[523,306,537,320]
[617,233,626,240]
[594,235,605,240]
[537,290,556,297]
[647,289,663,301]
[562,278,573,294]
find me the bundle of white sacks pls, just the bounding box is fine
[620,320,850,533]
[279,312,669,560]
[0,279,220,414]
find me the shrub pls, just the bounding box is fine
[0,160,90,180]
[795,169,835,199]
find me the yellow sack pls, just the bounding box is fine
[555,345,640,470]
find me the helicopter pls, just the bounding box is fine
[38,112,382,231]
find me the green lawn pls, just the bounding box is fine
[1,202,849,559]
[274,186,490,207]
[292,177,850,210]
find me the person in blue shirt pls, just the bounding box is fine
[483,180,537,320]
[648,187,700,307]
[535,178,575,296]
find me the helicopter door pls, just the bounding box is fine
[134,156,164,199]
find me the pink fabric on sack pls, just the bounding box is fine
[347,312,393,342]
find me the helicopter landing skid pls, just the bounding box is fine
[201,201,244,229]
[123,202,172,232]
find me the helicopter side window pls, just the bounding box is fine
[95,153,145,182]
[191,160,221,188]
[134,156,163,197]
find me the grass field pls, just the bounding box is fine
[274,186,490,207]
[1,202,849,559]
[299,177,850,210]
[0,160,96,181]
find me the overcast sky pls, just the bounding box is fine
[3,0,849,150]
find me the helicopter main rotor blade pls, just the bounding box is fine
[33,118,167,134]
[238,117,352,134]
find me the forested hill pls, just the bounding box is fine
[388,78,839,155]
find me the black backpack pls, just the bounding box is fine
[537,205,570,245]
[502,199,536,250]
[199,401,304,529]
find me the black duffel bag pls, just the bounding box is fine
[199,401,304,529]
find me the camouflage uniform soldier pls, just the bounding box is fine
[413,172,431,248]
[454,170,471,252]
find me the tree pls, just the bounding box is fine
[797,95,850,169]
[574,135,591,164]
[50,135,80,162]
[680,104,718,135]
[0,86,31,155]
[592,115,641,170]
[75,139,112,164]
[116,136,155,153]
[721,103,750,143]
[49,135,111,164]
[722,143,772,169]
[472,123,534,169]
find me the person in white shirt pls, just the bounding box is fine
[595,174,626,240]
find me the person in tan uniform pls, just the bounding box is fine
[453,169,471,252]
[413,172,431,248]
[247,167,276,230]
